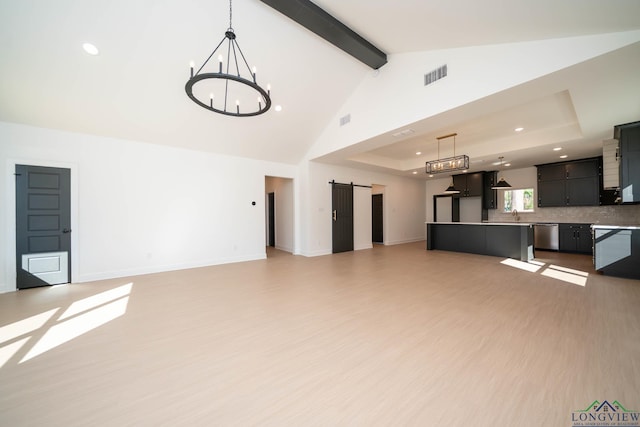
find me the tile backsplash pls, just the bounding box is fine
[488,204,640,225]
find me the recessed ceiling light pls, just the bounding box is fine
[553,147,562,151]
[416,151,421,155]
[429,174,434,178]
[82,42,99,55]
[412,171,418,175]
[560,155,568,159]
[275,105,282,112]
[514,127,524,132]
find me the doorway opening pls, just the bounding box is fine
[265,176,294,256]
[371,184,385,245]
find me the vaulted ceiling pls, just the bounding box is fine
[1,0,639,177]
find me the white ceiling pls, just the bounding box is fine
[1,0,639,177]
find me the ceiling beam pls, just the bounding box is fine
[259,0,387,69]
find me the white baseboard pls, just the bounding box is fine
[75,253,267,283]
[384,237,426,246]
[299,249,332,257]
[354,243,373,251]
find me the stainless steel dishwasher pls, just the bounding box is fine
[534,223,559,251]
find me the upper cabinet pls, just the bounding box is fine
[617,121,640,204]
[453,172,483,197]
[537,158,601,207]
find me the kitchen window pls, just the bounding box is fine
[504,188,535,213]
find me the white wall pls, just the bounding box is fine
[353,186,373,251]
[0,121,430,293]
[265,176,294,253]
[0,122,297,293]
[298,161,426,256]
[307,31,640,161]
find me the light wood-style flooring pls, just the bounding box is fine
[1,242,639,426]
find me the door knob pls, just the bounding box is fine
[333,210,337,221]
[62,228,71,233]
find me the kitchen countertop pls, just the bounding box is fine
[591,224,640,230]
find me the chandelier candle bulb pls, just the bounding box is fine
[218,55,223,73]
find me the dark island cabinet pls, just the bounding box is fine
[453,172,483,197]
[482,171,498,209]
[617,121,640,203]
[594,226,640,279]
[559,223,593,254]
[537,158,601,207]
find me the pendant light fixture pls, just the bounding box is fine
[492,156,513,189]
[185,0,271,117]
[425,133,469,174]
[443,181,460,194]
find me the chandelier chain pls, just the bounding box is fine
[229,0,233,30]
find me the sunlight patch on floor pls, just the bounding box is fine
[0,337,30,368]
[501,258,589,287]
[60,283,132,320]
[0,308,59,343]
[0,283,133,367]
[541,266,588,287]
[20,296,130,363]
[500,258,543,273]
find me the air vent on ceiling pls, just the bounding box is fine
[392,129,415,137]
[424,64,447,86]
[340,114,351,126]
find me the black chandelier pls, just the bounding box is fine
[185,0,271,117]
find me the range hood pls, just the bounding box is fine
[602,138,619,190]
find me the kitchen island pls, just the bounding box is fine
[592,225,640,280]
[426,222,534,261]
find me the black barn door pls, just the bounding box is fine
[15,165,71,289]
[372,194,383,243]
[332,182,353,253]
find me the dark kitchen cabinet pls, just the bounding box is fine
[453,172,483,197]
[537,163,566,181]
[537,158,601,207]
[538,180,566,207]
[559,223,593,254]
[482,171,497,209]
[617,121,640,203]
[566,175,600,206]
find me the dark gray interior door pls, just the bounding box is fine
[15,165,71,289]
[268,192,275,247]
[372,194,383,243]
[332,182,353,253]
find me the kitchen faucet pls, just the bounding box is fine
[512,208,520,222]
